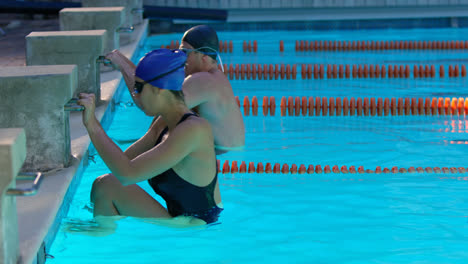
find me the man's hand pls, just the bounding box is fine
[105,50,126,70]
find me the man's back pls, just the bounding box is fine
[183,68,245,153]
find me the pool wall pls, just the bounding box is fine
[143,4,468,34]
[15,19,148,264]
[37,0,468,9]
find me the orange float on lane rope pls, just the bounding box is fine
[358,166,364,173]
[231,161,238,173]
[273,163,281,173]
[248,162,256,173]
[375,166,382,174]
[270,96,276,116]
[329,97,336,116]
[257,162,264,173]
[336,97,342,116]
[343,97,349,116]
[290,164,298,174]
[298,164,306,174]
[222,160,230,174]
[252,96,259,108]
[280,96,287,108]
[332,165,339,173]
[349,97,356,116]
[287,96,294,109]
[262,96,269,107]
[302,96,308,116]
[315,165,322,174]
[243,96,250,108]
[341,166,348,174]
[308,97,315,116]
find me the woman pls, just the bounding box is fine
[78,49,223,228]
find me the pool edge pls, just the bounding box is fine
[16,20,149,264]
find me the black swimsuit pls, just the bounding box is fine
[148,113,223,224]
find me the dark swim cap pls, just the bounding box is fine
[181,25,219,60]
[135,49,186,91]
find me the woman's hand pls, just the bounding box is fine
[78,93,97,128]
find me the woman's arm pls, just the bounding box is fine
[123,116,165,159]
[122,118,204,185]
[79,93,204,186]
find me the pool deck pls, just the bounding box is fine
[0,14,59,67]
[0,14,148,264]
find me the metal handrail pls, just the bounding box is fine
[116,26,134,33]
[96,56,112,66]
[96,55,119,71]
[64,98,84,111]
[131,8,144,14]
[7,172,43,196]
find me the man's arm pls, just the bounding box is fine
[106,50,141,108]
[182,72,215,109]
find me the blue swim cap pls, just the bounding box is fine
[135,49,186,91]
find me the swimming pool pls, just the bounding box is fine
[48,27,468,263]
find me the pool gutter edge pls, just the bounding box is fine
[227,5,468,23]
[16,20,148,264]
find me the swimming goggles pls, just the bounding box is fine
[133,62,185,94]
[180,46,225,73]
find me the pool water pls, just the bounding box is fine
[48,28,468,263]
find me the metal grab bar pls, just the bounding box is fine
[131,8,144,14]
[7,172,43,196]
[116,26,134,33]
[96,55,112,66]
[64,98,84,111]
[97,55,119,71]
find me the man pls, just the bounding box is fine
[106,25,245,155]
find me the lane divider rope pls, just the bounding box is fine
[235,96,468,117]
[242,40,258,53]
[164,40,468,53]
[217,160,468,175]
[289,40,468,51]
[222,63,467,80]
[163,40,234,53]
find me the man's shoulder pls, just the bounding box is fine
[186,70,219,81]
[184,70,227,89]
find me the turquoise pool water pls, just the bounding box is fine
[48,28,468,263]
